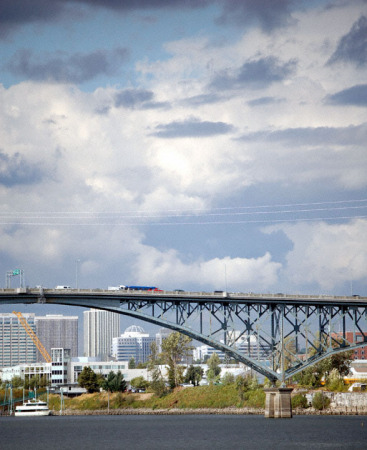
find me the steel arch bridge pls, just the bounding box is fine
[1,288,367,384]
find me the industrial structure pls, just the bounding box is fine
[1,287,367,417]
[12,311,51,363]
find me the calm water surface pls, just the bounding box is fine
[1,415,367,449]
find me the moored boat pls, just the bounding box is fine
[14,399,50,417]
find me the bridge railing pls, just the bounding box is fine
[2,287,364,302]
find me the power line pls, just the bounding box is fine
[0,199,366,226]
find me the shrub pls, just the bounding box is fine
[221,372,235,386]
[312,392,330,410]
[291,393,308,409]
[245,389,265,408]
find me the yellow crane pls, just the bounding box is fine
[12,311,52,363]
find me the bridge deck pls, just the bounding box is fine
[0,288,366,307]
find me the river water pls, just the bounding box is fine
[1,414,367,449]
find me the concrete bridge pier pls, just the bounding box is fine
[264,388,293,418]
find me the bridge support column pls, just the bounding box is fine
[264,388,293,418]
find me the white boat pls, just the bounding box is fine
[14,399,50,416]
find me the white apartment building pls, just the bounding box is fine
[1,362,52,383]
[84,309,120,360]
[111,325,155,364]
[193,333,271,362]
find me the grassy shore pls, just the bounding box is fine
[47,385,266,412]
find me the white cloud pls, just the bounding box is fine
[1,2,367,294]
[131,247,281,291]
[265,219,367,291]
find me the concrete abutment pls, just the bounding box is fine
[264,388,293,418]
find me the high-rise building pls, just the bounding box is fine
[35,314,78,362]
[193,333,271,362]
[0,313,37,368]
[112,325,155,364]
[84,309,120,360]
[155,327,172,353]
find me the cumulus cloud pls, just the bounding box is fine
[0,151,44,186]
[151,117,234,138]
[7,48,129,83]
[132,248,281,291]
[326,84,367,107]
[209,56,297,91]
[247,96,285,107]
[113,88,169,110]
[264,219,367,291]
[328,15,367,67]
[1,2,367,295]
[238,123,367,146]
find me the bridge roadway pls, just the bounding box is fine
[0,287,366,307]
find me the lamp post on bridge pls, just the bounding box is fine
[75,259,80,289]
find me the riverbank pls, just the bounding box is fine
[50,406,367,416]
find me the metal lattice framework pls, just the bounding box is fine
[1,288,367,383]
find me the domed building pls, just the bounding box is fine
[111,325,155,364]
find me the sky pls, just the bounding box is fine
[1,0,367,329]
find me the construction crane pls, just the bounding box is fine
[12,311,52,363]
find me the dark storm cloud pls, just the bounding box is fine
[216,0,295,30]
[0,151,43,187]
[327,16,367,67]
[7,47,129,83]
[326,84,367,107]
[151,118,234,138]
[114,89,170,110]
[1,0,299,37]
[0,0,70,38]
[238,123,367,146]
[210,56,297,91]
[0,0,209,36]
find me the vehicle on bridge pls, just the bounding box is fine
[55,285,71,290]
[108,285,160,291]
[124,286,158,291]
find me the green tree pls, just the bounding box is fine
[130,376,149,391]
[291,393,308,409]
[78,366,100,393]
[295,346,353,388]
[206,353,221,384]
[29,374,42,390]
[161,332,193,389]
[128,357,136,369]
[185,365,204,386]
[221,372,235,386]
[327,367,345,391]
[312,391,330,410]
[103,370,127,393]
[148,342,167,397]
[136,361,148,369]
[10,375,23,388]
[235,374,249,401]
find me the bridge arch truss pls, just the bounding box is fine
[2,289,367,383]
